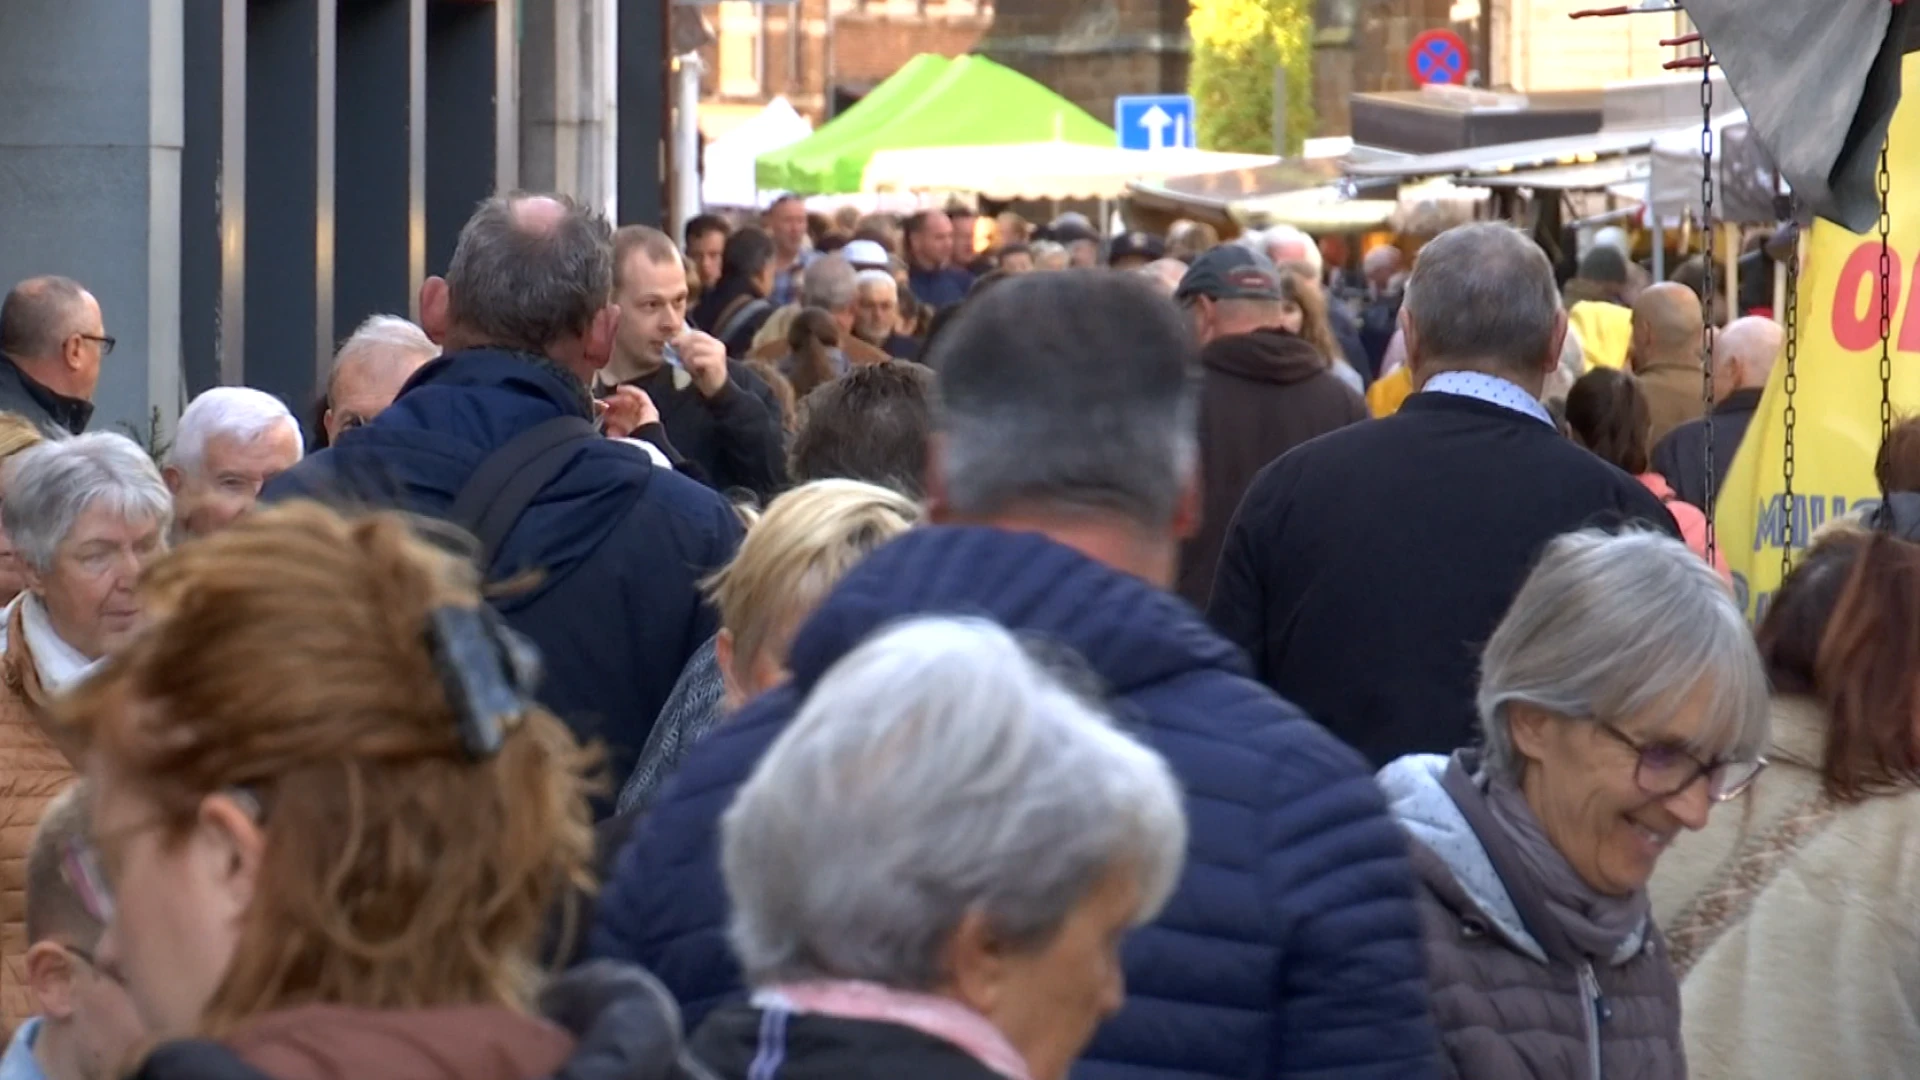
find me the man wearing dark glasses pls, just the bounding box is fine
[1,785,145,1080]
[0,277,107,438]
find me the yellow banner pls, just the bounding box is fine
[1719,55,1920,621]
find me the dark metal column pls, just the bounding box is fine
[426,0,514,276]
[245,0,337,409]
[181,0,248,393]
[618,0,668,226]
[336,0,427,343]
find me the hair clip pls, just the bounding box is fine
[425,606,544,760]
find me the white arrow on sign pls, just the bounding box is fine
[1140,104,1171,151]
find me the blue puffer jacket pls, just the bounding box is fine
[264,349,742,799]
[589,526,1442,1080]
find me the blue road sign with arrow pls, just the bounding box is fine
[1115,95,1197,152]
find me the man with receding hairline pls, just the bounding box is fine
[266,192,742,813]
[1653,315,1783,508]
[1211,223,1678,767]
[323,314,439,443]
[1629,282,1709,445]
[0,277,108,436]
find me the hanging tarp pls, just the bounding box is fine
[861,143,1276,200]
[756,55,1114,195]
[1683,0,1913,231]
[1716,54,1920,621]
[702,97,812,209]
[1637,110,1780,225]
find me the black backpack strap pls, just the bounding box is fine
[450,415,597,571]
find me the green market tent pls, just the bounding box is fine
[756,54,1114,195]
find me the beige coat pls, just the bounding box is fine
[1649,696,1920,1080]
[1634,360,1707,447]
[0,599,79,1035]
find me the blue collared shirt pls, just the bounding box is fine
[769,250,815,308]
[1422,370,1556,429]
[1,1018,47,1080]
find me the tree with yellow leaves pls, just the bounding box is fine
[1189,0,1316,154]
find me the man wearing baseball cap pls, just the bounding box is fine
[1108,231,1166,271]
[1173,245,1367,609]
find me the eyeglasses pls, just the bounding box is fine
[59,787,265,928]
[1597,721,1767,802]
[77,334,116,357]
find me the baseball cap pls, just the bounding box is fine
[842,239,891,271]
[1108,231,1167,265]
[1175,245,1284,303]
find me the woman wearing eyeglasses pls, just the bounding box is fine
[1649,528,1920,1080]
[51,502,691,1080]
[1377,528,1770,1080]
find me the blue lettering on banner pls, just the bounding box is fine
[1751,494,1875,552]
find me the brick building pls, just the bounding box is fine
[701,0,993,128]
[978,0,1190,131]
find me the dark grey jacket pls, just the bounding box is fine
[1380,752,1686,1080]
[0,356,90,437]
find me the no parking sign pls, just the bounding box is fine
[1407,29,1469,86]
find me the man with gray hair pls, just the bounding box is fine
[748,254,888,368]
[0,277,109,436]
[1211,222,1679,768]
[322,314,438,443]
[1653,314,1784,508]
[163,387,304,540]
[593,270,1444,1079]
[847,269,917,360]
[265,193,742,811]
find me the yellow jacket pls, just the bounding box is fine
[1367,366,1415,417]
[1567,301,1632,371]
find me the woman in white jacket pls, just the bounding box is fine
[1649,525,1920,1079]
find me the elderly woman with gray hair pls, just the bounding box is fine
[0,432,169,1026]
[690,616,1186,1080]
[1378,528,1770,1080]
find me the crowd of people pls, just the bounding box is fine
[0,184,1906,1080]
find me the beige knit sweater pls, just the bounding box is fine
[1648,695,1920,1080]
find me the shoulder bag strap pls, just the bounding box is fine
[449,415,598,572]
[1661,789,1842,978]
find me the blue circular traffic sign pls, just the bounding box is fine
[1408,29,1469,86]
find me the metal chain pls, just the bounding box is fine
[1880,144,1894,445]
[1700,52,1717,565]
[1781,227,1798,582]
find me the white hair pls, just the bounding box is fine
[2,434,172,574]
[329,315,439,400]
[167,387,304,476]
[1477,529,1771,784]
[853,269,897,296]
[722,616,1188,989]
[1258,225,1323,277]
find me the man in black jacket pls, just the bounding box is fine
[0,275,107,436]
[1653,315,1782,509]
[1209,223,1680,767]
[600,226,786,502]
[265,194,742,812]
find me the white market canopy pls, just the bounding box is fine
[702,97,812,209]
[860,142,1279,200]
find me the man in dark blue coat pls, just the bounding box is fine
[590,270,1442,1080]
[266,194,742,805]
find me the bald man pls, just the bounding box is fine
[0,276,108,435]
[1653,315,1784,508]
[1629,281,1708,445]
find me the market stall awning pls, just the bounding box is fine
[756,54,1114,195]
[861,142,1277,200]
[755,53,952,195]
[1471,156,1650,192]
[1345,128,1663,181]
[703,97,812,209]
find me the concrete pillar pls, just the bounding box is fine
[618,0,670,226]
[521,0,616,211]
[0,0,185,443]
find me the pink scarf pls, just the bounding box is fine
[754,981,1032,1080]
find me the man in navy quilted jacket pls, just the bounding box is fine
[588,270,1443,1080]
